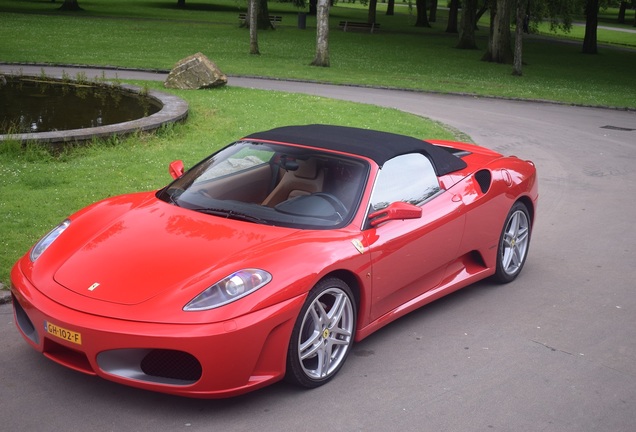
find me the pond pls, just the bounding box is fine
[0,76,162,134]
[0,75,188,144]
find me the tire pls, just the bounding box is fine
[493,201,531,283]
[286,278,356,388]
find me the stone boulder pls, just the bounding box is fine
[164,53,227,90]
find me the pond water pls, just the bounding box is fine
[0,76,162,134]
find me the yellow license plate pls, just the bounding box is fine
[44,321,82,345]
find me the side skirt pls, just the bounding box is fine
[355,254,494,341]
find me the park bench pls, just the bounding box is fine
[339,21,380,33]
[238,13,283,29]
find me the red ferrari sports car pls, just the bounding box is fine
[10,125,538,398]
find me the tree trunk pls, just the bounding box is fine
[386,0,395,16]
[446,0,459,33]
[429,0,438,22]
[415,0,431,27]
[483,0,513,64]
[368,0,378,24]
[457,0,478,48]
[257,0,271,30]
[617,1,626,24]
[58,0,82,11]
[582,0,599,54]
[487,2,495,39]
[512,0,524,76]
[249,0,260,55]
[311,0,330,67]
[475,0,489,30]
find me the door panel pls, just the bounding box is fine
[367,191,465,321]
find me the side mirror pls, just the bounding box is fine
[169,160,185,179]
[368,202,422,227]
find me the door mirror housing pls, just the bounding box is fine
[368,202,422,227]
[169,160,185,179]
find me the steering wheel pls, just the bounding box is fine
[312,193,348,221]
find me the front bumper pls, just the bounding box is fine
[10,264,304,398]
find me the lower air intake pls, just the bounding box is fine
[141,349,203,382]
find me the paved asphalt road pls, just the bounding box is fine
[1,65,635,431]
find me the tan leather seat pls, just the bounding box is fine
[262,158,324,207]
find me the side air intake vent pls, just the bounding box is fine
[474,170,492,194]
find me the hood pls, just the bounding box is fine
[53,197,295,305]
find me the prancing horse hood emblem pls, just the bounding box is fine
[88,282,100,291]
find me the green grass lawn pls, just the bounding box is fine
[1,0,635,107]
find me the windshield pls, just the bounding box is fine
[157,141,369,229]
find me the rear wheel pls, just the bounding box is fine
[286,278,356,388]
[494,201,531,283]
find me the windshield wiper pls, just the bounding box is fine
[197,208,272,225]
[159,187,183,207]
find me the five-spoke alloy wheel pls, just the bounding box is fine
[494,201,531,283]
[286,278,356,388]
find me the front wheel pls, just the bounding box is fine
[286,278,356,388]
[493,201,531,283]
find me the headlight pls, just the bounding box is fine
[30,219,71,262]
[184,269,272,311]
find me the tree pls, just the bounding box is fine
[582,0,599,53]
[532,0,575,36]
[368,0,378,24]
[240,0,273,31]
[239,0,272,29]
[59,0,81,10]
[512,0,525,75]
[386,0,395,15]
[311,0,330,66]
[446,0,460,33]
[617,1,628,23]
[415,0,432,27]
[257,0,272,29]
[475,0,490,28]
[483,0,514,63]
[457,0,479,48]
[430,0,439,22]
[249,0,260,55]
[616,0,636,25]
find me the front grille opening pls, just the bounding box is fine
[141,349,202,382]
[12,295,39,344]
[97,348,201,386]
[43,338,95,375]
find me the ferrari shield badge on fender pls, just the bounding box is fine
[352,239,365,254]
[88,282,100,291]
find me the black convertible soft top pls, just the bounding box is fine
[244,124,467,176]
